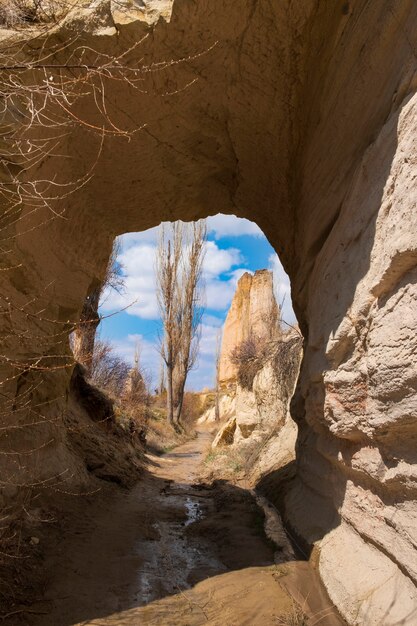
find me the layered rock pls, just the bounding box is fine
[213,331,302,478]
[1,2,417,623]
[219,270,279,385]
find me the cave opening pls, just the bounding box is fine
[70,212,302,475]
[0,1,416,622]
[46,213,323,625]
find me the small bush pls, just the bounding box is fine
[0,0,71,27]
[180,391,203,428]
[89,339,131,398]
[230,331,302,392]
[230,334,271,390]
[197,392,216,417]
[272,334,303,403]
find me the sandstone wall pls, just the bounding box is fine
[218,270,279,384]
[214,333,302,482]
[1,1,417,623]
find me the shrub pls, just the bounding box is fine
[271,334,303,403]
[180,391,204,428]
[89,339,131,398]
[0,0,70,26]
[230,334,271,390]
[230,331,303,392]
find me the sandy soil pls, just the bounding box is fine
[12,430,345,626]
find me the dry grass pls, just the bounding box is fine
[230,331,302,392]
[202,447,244,482]
[0,0,72,26]
[230,334,271,390]
[145,395,198,455]
[275,603,308,625]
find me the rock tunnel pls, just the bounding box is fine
[1,0,417,623]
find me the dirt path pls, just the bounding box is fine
[25,430,344,626]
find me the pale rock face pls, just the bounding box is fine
[319,522,417,626]
[211,415,237,448]
[232,334,302,477]
[218,270,279,384]
[213,331,302,484]
[1,2,417,623]
[197,394,236,424]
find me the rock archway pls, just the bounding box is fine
[1,1,417,623]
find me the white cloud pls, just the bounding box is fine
[207,214,263,239]
[268,253,297,326]
[205,268,250,311]
[100,243,159,319]
[203,240,242,277]
[199,323,221,356]
[101,235,249,319]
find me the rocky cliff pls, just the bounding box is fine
[218,270,279,385]
[1,2,417,623]
[210,268,300,479]
[212,331,302,482]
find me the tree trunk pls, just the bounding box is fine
[72,284,101,376]
[166,361,174,425]
[173,380,186,426]
[173,360,187,427]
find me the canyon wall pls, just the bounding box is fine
[205,268,300,480]
[218,269,279,384]
[212,331,302,483]
[1,1,417,623]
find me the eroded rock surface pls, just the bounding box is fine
[1,1,417,623]
[218,270,279,384]
[213,332,302,480]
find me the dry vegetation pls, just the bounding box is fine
[146,391,202,454]
[275,603,308,626]
[230,334,271,390]
[0,0,73,26]
[84,336,202,454]
[230,331,302,392]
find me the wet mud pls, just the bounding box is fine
[24,430,344,626]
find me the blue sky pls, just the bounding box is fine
[99,214,296,390]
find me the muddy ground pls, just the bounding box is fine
[5,430,345,625]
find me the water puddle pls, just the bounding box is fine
[135,482,225,607]
[184,496,203,526]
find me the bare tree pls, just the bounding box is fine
[123,340,147,403]
[89,337,130,397]
[172,220,207,426]
[156,220,206,427]
[72,239,124,375]
[156,222,183,425]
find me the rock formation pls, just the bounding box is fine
[209,268,301,479]
[212,330,302,479]
[218,270,279,385]
[1,2,417,623]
